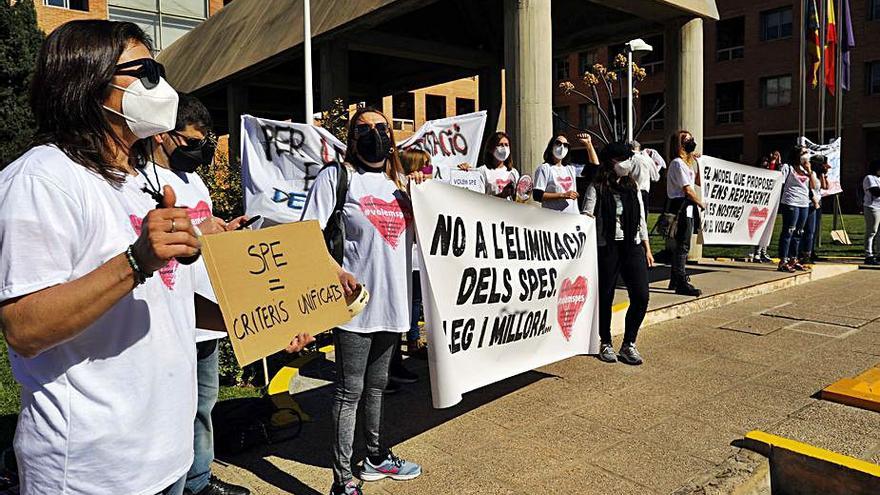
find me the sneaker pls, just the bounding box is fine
[675,282,702,297]
[618,343,643,365]
[329,480,363,495]
[384,380,401,394]
[389,365,418,384]
[866,256,880,266]
[598,343,617,363]
[759,253,773,263]
[360,451,422,481]
[193,476,250,495]
[777,260,795,273]
[789,260,808,271]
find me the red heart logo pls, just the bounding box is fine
[496,179,511,192]
[558,176,573,192]
[557,276,588,341]
[130,215,179,290]
[359,195,411,248]
[747,207,769,238]
[186,200,212,225]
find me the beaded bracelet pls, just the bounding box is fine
[126,245,152,285]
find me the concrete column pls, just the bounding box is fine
[478,66,503,162]
[319,40,349,112]
[665,17,704,260]
[226,83,248,164]
[503,0,552,176]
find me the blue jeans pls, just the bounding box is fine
[158,475,186,495]
[801,206,819,258]
[185,339,220,494]
[408,271,422,342]
[778,204,810,260]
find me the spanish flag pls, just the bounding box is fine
[807,0,822,88]
[824,0,838,95]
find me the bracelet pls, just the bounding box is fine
[126,245,152,285]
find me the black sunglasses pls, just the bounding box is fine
[115,58,166,85]
[172,131,216,149]
[353,122,389,138]
[554,140,570,148]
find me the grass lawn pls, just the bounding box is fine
[0,213,868,448]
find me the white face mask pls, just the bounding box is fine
[553,144,568,161]
[493,145,510,163]
[103,77,179,139]
[613,159,634,178]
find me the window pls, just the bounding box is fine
[607,43,625,64]
[553,106,569,134]
[455,97,475,115]
[761,7,793,41]
[639,34,664,75]
[717,16,745,61]
[640,93,664,131]
[870,0,880,20]
[392,92,415,121]
[108,1,208,50]
[704,137,744,163]
[716,81,744,124]
[761,75,792,107]
[578,103,598,128]
[578,50,597,76]
[868,62,880,95]
[44,0,89,10]
[425,94,446,121]
[554,57,570,81]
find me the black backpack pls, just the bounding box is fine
[323,162,349,265]
[211,396,302,457]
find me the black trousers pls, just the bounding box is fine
[598,241,650,346]
[670,215,694,282]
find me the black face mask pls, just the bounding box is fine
[683,139,697,154]
[169,139,216,173]
[356,128,392,165]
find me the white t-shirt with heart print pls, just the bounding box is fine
[534,163,579,214]
[138,162,224,342]
[479,165,520,198]
[301,165,413,334]
[0,146,197,495]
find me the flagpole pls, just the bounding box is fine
[835,0,844,138]
[818,0,826,144]
[799,0,807,141]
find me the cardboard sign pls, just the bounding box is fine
[200,221,350,365]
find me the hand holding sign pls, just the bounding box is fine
[132,185,201,274]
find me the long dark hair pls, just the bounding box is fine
[483,131,513,170]
[542,134,572,165]
[31,20,153,185]
[344,106,406,190]
[668,129,695,166]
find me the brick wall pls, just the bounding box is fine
[34,1,108,34]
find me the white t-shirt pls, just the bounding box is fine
[780,163,811,208]
[301,165,413,333]
[864,175,880,209]
[138,162,224,342]
[666,157,697,217]
[534,163,579,214]
[0,146,197,495]
[479,165,520,198]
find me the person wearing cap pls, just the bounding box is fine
[582,141,652,365]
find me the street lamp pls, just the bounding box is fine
[624,38,653,143]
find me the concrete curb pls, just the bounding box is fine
[610,263,859,336]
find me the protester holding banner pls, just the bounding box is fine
[477,131,519,199]
[582,142,652,365]
[666,130,704,297]
[301,108,422,495]
[399,149,429,356]
[863,160,880,265]
[533,135,579,213]
[0,21,204,495]
[801,155,830,264]
[776,147,817,272]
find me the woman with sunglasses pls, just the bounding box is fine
[301,108,423,495]
[533,134,579,213]
[477,131,519,199]
[776,146,817,272]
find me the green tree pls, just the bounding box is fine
[0,0,43,168]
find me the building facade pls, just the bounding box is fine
[34,0,226,48]
[550,0,880,211]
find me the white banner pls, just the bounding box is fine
[412,181,600,408]
[801,137,842,197]
[241,112,488,224]
[700,156,783,246]
[398,111,487,171]
[241,115,346,225]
